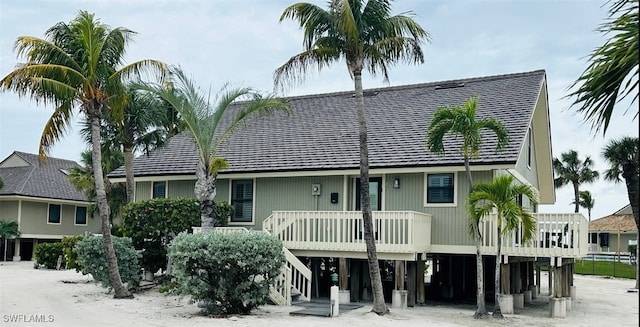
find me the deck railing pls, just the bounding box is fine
[479,213,588,257]
[263,211,432,254]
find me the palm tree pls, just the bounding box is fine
[106,88,171,203]
[553,150,599,213]
[572,190,595,221]
[602,136,639,288]
[426,97,509,318]
[68,149,127,222]
[568,0,638,135]
[0,11,166,298]
[468,175,538,318]
[137,66,290,230]
[274,0,429,314]
[0,220,21,262]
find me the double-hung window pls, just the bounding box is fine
[426,173,455,205]
[231,180,253,223]
[48,204,61,224]
[152,181,166,198]
[75,206,88,225]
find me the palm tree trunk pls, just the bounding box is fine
[353,70,388,315]
[465,157,488,318]
[90,114,132,299]
[123,145,135,204]
[572,182,580,213]
[195,161,217,231]
[621,163,639,288]
[493,222,503,318]
[3,238,7,262]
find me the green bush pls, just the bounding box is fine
[213,201,234,227]
[61,235,84,271]
[34,242,65,269]
[169,231,285,315]
[75,236,142,291]
[122,198,201,274]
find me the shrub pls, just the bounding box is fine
[169,231,285,315]
[629,244,637,255]
[61,235,84,271]
[122,198,201,274]
[34,242,65,269]
[75,236,141,291]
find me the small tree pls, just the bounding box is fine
[169,231,285,315]
[468,175,538,319]
[0,220,20,261]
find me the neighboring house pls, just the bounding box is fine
[0,151,100,261]
[109,70,587,308]
[589,204,637,254]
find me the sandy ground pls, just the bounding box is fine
[1,261,638,327]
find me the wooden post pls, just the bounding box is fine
[501,263,510,294]
[395,260,405,290]
[417,256,425,304]
[407,261,416,307]
[339,258,349,290]
[350,260,360,302]
[554,265,563,298]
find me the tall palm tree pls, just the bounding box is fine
[572,190,595,221]
[106,88,170,203]
[137,66,290,230]
[602,136,639,288]
[274,0,429,314]
[426,97,509,318]
[0,220,21,262]
[0,11,166,298]
[568,0,638,135]
[468,175,538,318]
[553,150,599,213]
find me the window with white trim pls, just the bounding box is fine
[48,204,61,224]
[231,180,253,223]
[152,181,166,198]
[426,173,455,205]
[527,127,532,168]
[75,206,87,225]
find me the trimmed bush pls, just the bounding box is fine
[169,231,285,315]
[75,236,141,291]
[122,198,201,274]
[61,235,84,271]
[34,242,65,269]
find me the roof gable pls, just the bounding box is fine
[109,70,547,178]
[0,151,87,202]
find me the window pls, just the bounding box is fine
[515,194,523,208]
[152,181,166,198]
[599,233,609,247]
[48,204,61,224]
[527,127,532,168]
[426,173,455,204]
[231,180,253,223]
[75,206,87,225]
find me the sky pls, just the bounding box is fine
[0,0,637,220]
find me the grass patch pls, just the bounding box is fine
[574,259,636,279]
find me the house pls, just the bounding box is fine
[109,70,587,314]
[0,151,100,261]
[589,204,637,255]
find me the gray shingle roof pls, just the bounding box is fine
[0,151,87,202]
[109,70,545,178]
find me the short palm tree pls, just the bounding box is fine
[275,0,429,314]
[0,220,21,262]
[602,136,639,288]
[568,0,638,134]
[572,190,595,222]
[468,175,538,318]
[426,97,509,318]
[553,150,599,213]
[137,66,290,230]
[0,11,166,298]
